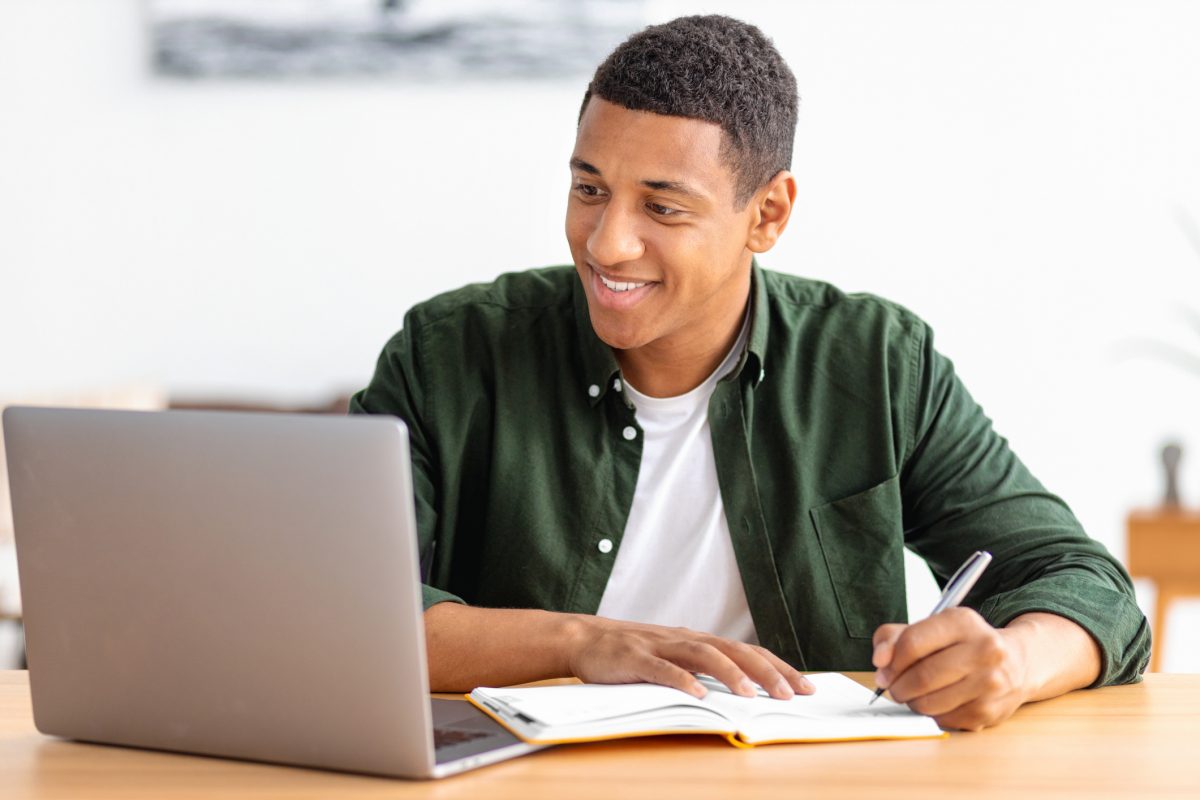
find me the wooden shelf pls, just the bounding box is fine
[1127,509,1200,671]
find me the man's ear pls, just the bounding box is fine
[746,170,797,254]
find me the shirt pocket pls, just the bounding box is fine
[809,474,906,639]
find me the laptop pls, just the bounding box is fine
[1,406,544,778]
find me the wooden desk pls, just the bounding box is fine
[2,672,1198,799]
[1127,509,1200,671]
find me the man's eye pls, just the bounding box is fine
[647,202,678,217]
[574,183,603,198]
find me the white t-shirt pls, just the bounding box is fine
[595,320,759,644]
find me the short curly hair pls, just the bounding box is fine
[581,15,799,207]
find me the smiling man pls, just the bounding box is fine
[351,15,1149,730]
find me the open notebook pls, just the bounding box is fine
[468,672,946,748]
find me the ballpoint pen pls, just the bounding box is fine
[868,550,993,705]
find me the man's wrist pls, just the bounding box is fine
[997,617,1039,704]
[1002,612,1102,702]
[555,611,607,678]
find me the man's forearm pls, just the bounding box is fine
[423,602,813,699]
[424,602,593,692]
[1003,612,1102,703]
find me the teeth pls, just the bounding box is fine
[598,273,648,293]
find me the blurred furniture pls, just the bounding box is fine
[168,393,353,416]
[1127,509,1200,671]
[0,672,1197,798]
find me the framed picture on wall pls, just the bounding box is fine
[150,0,647,80]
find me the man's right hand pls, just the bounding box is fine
[424,602,812,700]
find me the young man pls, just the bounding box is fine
[351,15,1148,731]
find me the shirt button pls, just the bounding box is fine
[588,384,600,398]
[597,538,613,554]
[622,426,637,441]
[613,378,623,392]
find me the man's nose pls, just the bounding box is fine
[587,203,645,267]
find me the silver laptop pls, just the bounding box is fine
[2,406,543,779]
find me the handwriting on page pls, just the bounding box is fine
[841,705,915,718]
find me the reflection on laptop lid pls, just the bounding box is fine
[2,407,542,779]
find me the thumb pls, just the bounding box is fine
[871,623,906,670]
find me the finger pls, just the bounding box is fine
[715,642,798,699]
[880,608,983,685]
[872,623,906,669]
[639,655,707,698]
[885,641,976,705]
[750,646,815,695]
[914,656,1022,721]
[657,640,757,697]
[933,695,1009,732]
[903,674,979,719]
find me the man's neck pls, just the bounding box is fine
[615,280,751,399]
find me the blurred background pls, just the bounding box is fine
[2,0,1199,672]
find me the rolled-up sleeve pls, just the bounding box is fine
[898,322,1150,687]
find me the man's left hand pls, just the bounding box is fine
[871,607,1029,731]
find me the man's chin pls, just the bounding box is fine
[592,328,648,353]
[587,313,654,353]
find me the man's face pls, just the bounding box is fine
[566,98,758,353]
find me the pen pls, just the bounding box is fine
[868,550,993,705]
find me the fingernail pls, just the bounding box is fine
[690,682,707,698]
[739,679,757,696]
[875,669,889,687]
[774,679,794,699]
[798,676,815,693]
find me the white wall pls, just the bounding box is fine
[2,1,1199,669]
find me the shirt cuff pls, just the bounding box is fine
[976,576,1151,688]
[422,584,466,611]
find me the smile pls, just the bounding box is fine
[598,273,648,293]
[588,264,658,310]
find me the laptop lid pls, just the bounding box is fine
[3,406,443,777]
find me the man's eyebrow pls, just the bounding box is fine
[641,179,706,201]
[569,157,601,175]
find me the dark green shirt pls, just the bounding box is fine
[350,263,1149,686]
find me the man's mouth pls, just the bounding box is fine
[588,263,662,311]
[591,263,657,289]
[597,272,649,293]
[587,263,658,310]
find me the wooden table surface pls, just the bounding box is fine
[2,671,1198,799]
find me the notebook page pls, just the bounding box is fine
[696,673,942,742]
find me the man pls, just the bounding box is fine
[351,15,1148,731]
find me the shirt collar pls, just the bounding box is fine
[736,257,770,388]
[572,259,770,407]
[572,275,624,407]
[714,258,769,389]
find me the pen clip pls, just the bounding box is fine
[944,550,987,588]
[931,550,992,614]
